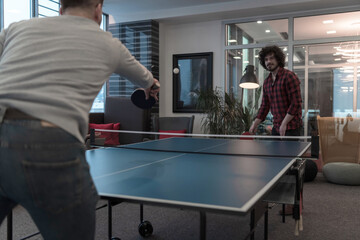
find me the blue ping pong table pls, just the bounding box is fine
[86,137,311,240]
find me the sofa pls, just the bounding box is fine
[88,97,151,146]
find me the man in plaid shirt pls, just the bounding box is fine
[249,45,302,136]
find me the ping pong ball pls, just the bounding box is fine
[173,68,179,74]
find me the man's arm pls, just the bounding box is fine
[0,29,6,57]
[281,71,302,135]
[112,38,154,89]
[249,83,270,134]
[279,113,294,136]
[249,118,263,134]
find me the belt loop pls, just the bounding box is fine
[0,106,8,124]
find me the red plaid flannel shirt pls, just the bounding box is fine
[256,67,302,132]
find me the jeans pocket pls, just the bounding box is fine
[22,157,83,214]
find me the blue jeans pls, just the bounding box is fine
[0,119,99,240]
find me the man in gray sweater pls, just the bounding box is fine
[0,0,159,239]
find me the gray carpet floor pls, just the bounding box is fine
[1,173,359,240]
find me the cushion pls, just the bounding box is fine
[239,131,254,140]
[89,123,120,146]
[159,129,186,139]
[322,162,360,186]
[112,123,121,145]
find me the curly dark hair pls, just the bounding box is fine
[258,45,285,70]
[61,0,104,12]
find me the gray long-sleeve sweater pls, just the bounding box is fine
[0,15,153,142]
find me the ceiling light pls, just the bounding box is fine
[326,30,336,34]
[341,66,354,70]
[233,56,241,59]
[323,20,334,24]
[228,39,237,43]
[257,20,263,24]
[337,48,360,53]
[265,30,270,33]
[347,59,360,63]
[334,58,342,61]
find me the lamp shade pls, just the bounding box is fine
[239,65,259,89]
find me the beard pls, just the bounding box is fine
[266,63,279,72]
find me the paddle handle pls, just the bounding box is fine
[151,82,160,90]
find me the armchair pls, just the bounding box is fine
[152,115,195,139]
[87,97,151,146]
[317,116,360,185]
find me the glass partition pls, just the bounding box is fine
[294,11,360,40]
[225,10,360,136]
[38,0,59,17]
[3,0,31,28]
[226,46,289,99]
[226,48,263,100]
[294,42,360,135]
[225,19,288,46]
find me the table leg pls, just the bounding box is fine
[250,209,255,240]
[200,211,206,240]
[264,210,268,240]
[108,200,113,240]
[7,211,12,240]
[140,204,144,222]
[282,204,286,223]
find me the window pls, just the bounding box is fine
[294,11,360,40]
[225,10,360,136]
[226,46,288,111]
[1,1,109,113]
[90,13,108,113]
[226,19,288,46]
[107,20,159,99]
[3,0,31,28]
[38,0,60,17]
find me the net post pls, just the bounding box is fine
[90,128,95,145]
[311,135,319,158]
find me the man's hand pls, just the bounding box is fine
[249,118,262,135]
[280,113,294,136]
[279,123,287,136]
[249,124,257,135]
[145,78,160,101]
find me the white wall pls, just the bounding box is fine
[159,20,223,133]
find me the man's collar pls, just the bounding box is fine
[270,67,284,76]
[267,67,284,81]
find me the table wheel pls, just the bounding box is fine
[138,220,153,237]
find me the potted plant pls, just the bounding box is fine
[196,87,263,135]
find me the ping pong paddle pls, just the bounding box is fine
[131,82,160,109]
